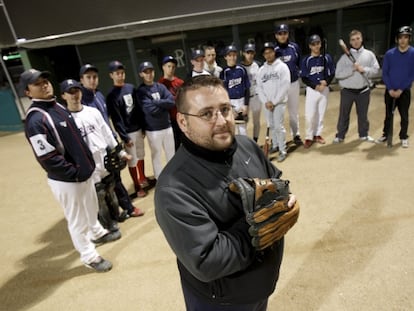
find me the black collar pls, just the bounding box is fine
[181,134,237,164]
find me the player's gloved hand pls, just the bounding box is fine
[104,144,127,173]
[229,177,300,251]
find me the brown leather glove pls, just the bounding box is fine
[229,177,299,251]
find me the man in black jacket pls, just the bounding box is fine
[155,75,297,310]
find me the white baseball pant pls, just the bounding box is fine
[47,177,108,265]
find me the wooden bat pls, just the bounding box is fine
[339,39,356,62]
[338,39,372,87]
[387,98,397,148]
[263,127,271,158]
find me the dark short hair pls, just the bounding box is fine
[176,75,224,113]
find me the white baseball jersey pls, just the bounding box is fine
[71,105,121,182]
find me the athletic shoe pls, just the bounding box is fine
[84,256,112,273]
[375,136,387,143]
[140,178,157,189]
[92,230,121,245]
[401,139,409,148]
[269,147,279,154]
[314,136,326,144]
[332,137,344,144]
[293,135,303,145]
[129,207,145,217]
[360,136,375,142]
[277,152,287,162]
[304,139,313,149]
[136,188,147,198]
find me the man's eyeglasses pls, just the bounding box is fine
[180,105,233,123]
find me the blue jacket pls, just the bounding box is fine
[25,99,95,182]
[135,82,175,131]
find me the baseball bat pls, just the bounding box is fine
[387,98,396,148]
[338,39,371,87]
[263,127,271,158]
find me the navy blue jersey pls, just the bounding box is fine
[220,65,251,101]
[300,54,336,89]
[274,42,301,82]
[106,83,145,143]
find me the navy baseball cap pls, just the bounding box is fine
[275,24,289,33]
[224,45,238,55]
[191,49,205,60]
[244,43,256,52]
[162,55,178,65]
[108,60,125,72]
[19,69,50,90]
[309,34,321,44]
[79,64,98,76]
[60,79,82,94]
[262,42,275,53]
[138,61,154,73]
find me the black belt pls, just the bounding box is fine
[344,87,369,94]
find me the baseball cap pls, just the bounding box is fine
[224,45,238,55]
[309,34,321,44]
[262,42,275,53]
[108,60,125,72]
[79,64,98,76]
[60,79,82,94]
[275,24,289,34]
[191,49,205,60]
[138,61,154,73]
[19,69,51,90]
[244,43,256,52]
[162,55,178,65]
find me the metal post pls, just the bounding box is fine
[127,39,140,86]
[0,51,25,116]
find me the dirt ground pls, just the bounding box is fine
[0,86,413,311]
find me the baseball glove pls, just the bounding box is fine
[229,177,299,251]
[104,144,127,173]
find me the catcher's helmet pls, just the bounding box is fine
[397,26,412,37]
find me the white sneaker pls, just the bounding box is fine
[333,137,344,144]
[401,139,409,148]
[277,152,287,162]
[375,136,387,143]
[360,136,375,142]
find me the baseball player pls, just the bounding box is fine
[334,30,380,144]
[80,64,143,220]
[190,49,211,78]
[300,34,336,148]
[158,55,184,150]
[241,43,262,142]
[22,69,119,273]
[377,26,414,148]
[220,44,251,136]
[106,60,151,197]
[274,24,304,145]
[62,78,144,221]
[203,45,223,77]
[136,61,175,180]
[256,42,291,162]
